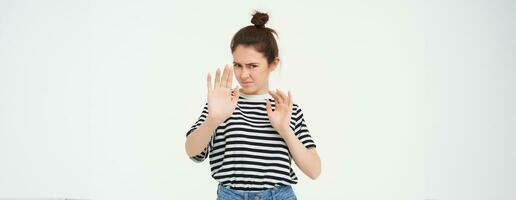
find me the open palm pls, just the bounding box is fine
[206,65,240,125]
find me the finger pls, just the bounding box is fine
[215,68,221,88]
[227,65,233,89]
[268,90,277,103]
[232,85,240,105]
[287,90,293,107]
[275,89,284,104]
[207,73,212,92]
[277,89,288,104]
[221,65,228,88]
[269,89,282,104]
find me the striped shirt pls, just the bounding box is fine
[186,92,317,191]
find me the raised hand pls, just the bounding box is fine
[266,89,293,135]
[206,65,240,125]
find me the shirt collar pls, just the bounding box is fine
[239,91,272,101]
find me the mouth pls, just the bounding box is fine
[242,82,254,87]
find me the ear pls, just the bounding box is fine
[268,57,280,72]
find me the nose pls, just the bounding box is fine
[240,68,250,79]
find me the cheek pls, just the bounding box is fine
[257,69,269,79]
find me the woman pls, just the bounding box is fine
[185,11,321,200]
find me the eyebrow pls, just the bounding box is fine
[233,62,259,65]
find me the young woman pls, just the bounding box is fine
[185,11,321,200]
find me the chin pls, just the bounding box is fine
[239,87,255,94]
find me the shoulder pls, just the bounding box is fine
[292,101,304,116]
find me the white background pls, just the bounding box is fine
[0,0,514,199]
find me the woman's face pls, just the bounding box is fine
[232,45,278,95]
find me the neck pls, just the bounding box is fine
[239,88,269,96]
[239,89,271,101]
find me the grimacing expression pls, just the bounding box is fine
[232,45,278,95]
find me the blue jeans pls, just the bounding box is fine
[216,183,297,200]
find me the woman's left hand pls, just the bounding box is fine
[266,89,294,136]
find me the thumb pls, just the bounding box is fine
[232,85,240,105]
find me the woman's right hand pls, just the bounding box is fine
[206,65,240,125]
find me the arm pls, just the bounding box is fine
[184,116,220,157]
[266,89,322,180]
[278,127,321,180]
[185,65,240,158]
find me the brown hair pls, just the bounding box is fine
[230,11,279,65]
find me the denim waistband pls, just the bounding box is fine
[217,182,294,197]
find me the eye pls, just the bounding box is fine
[233,64,241,67]
[251,65,258,68]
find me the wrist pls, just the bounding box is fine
[277,125,294,135]
[205,115,223,127]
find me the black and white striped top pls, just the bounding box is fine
[186,92,317,192]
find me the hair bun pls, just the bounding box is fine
[251,11,269,28]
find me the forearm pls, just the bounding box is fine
[185,116,220,157]
[279,128,321,180]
